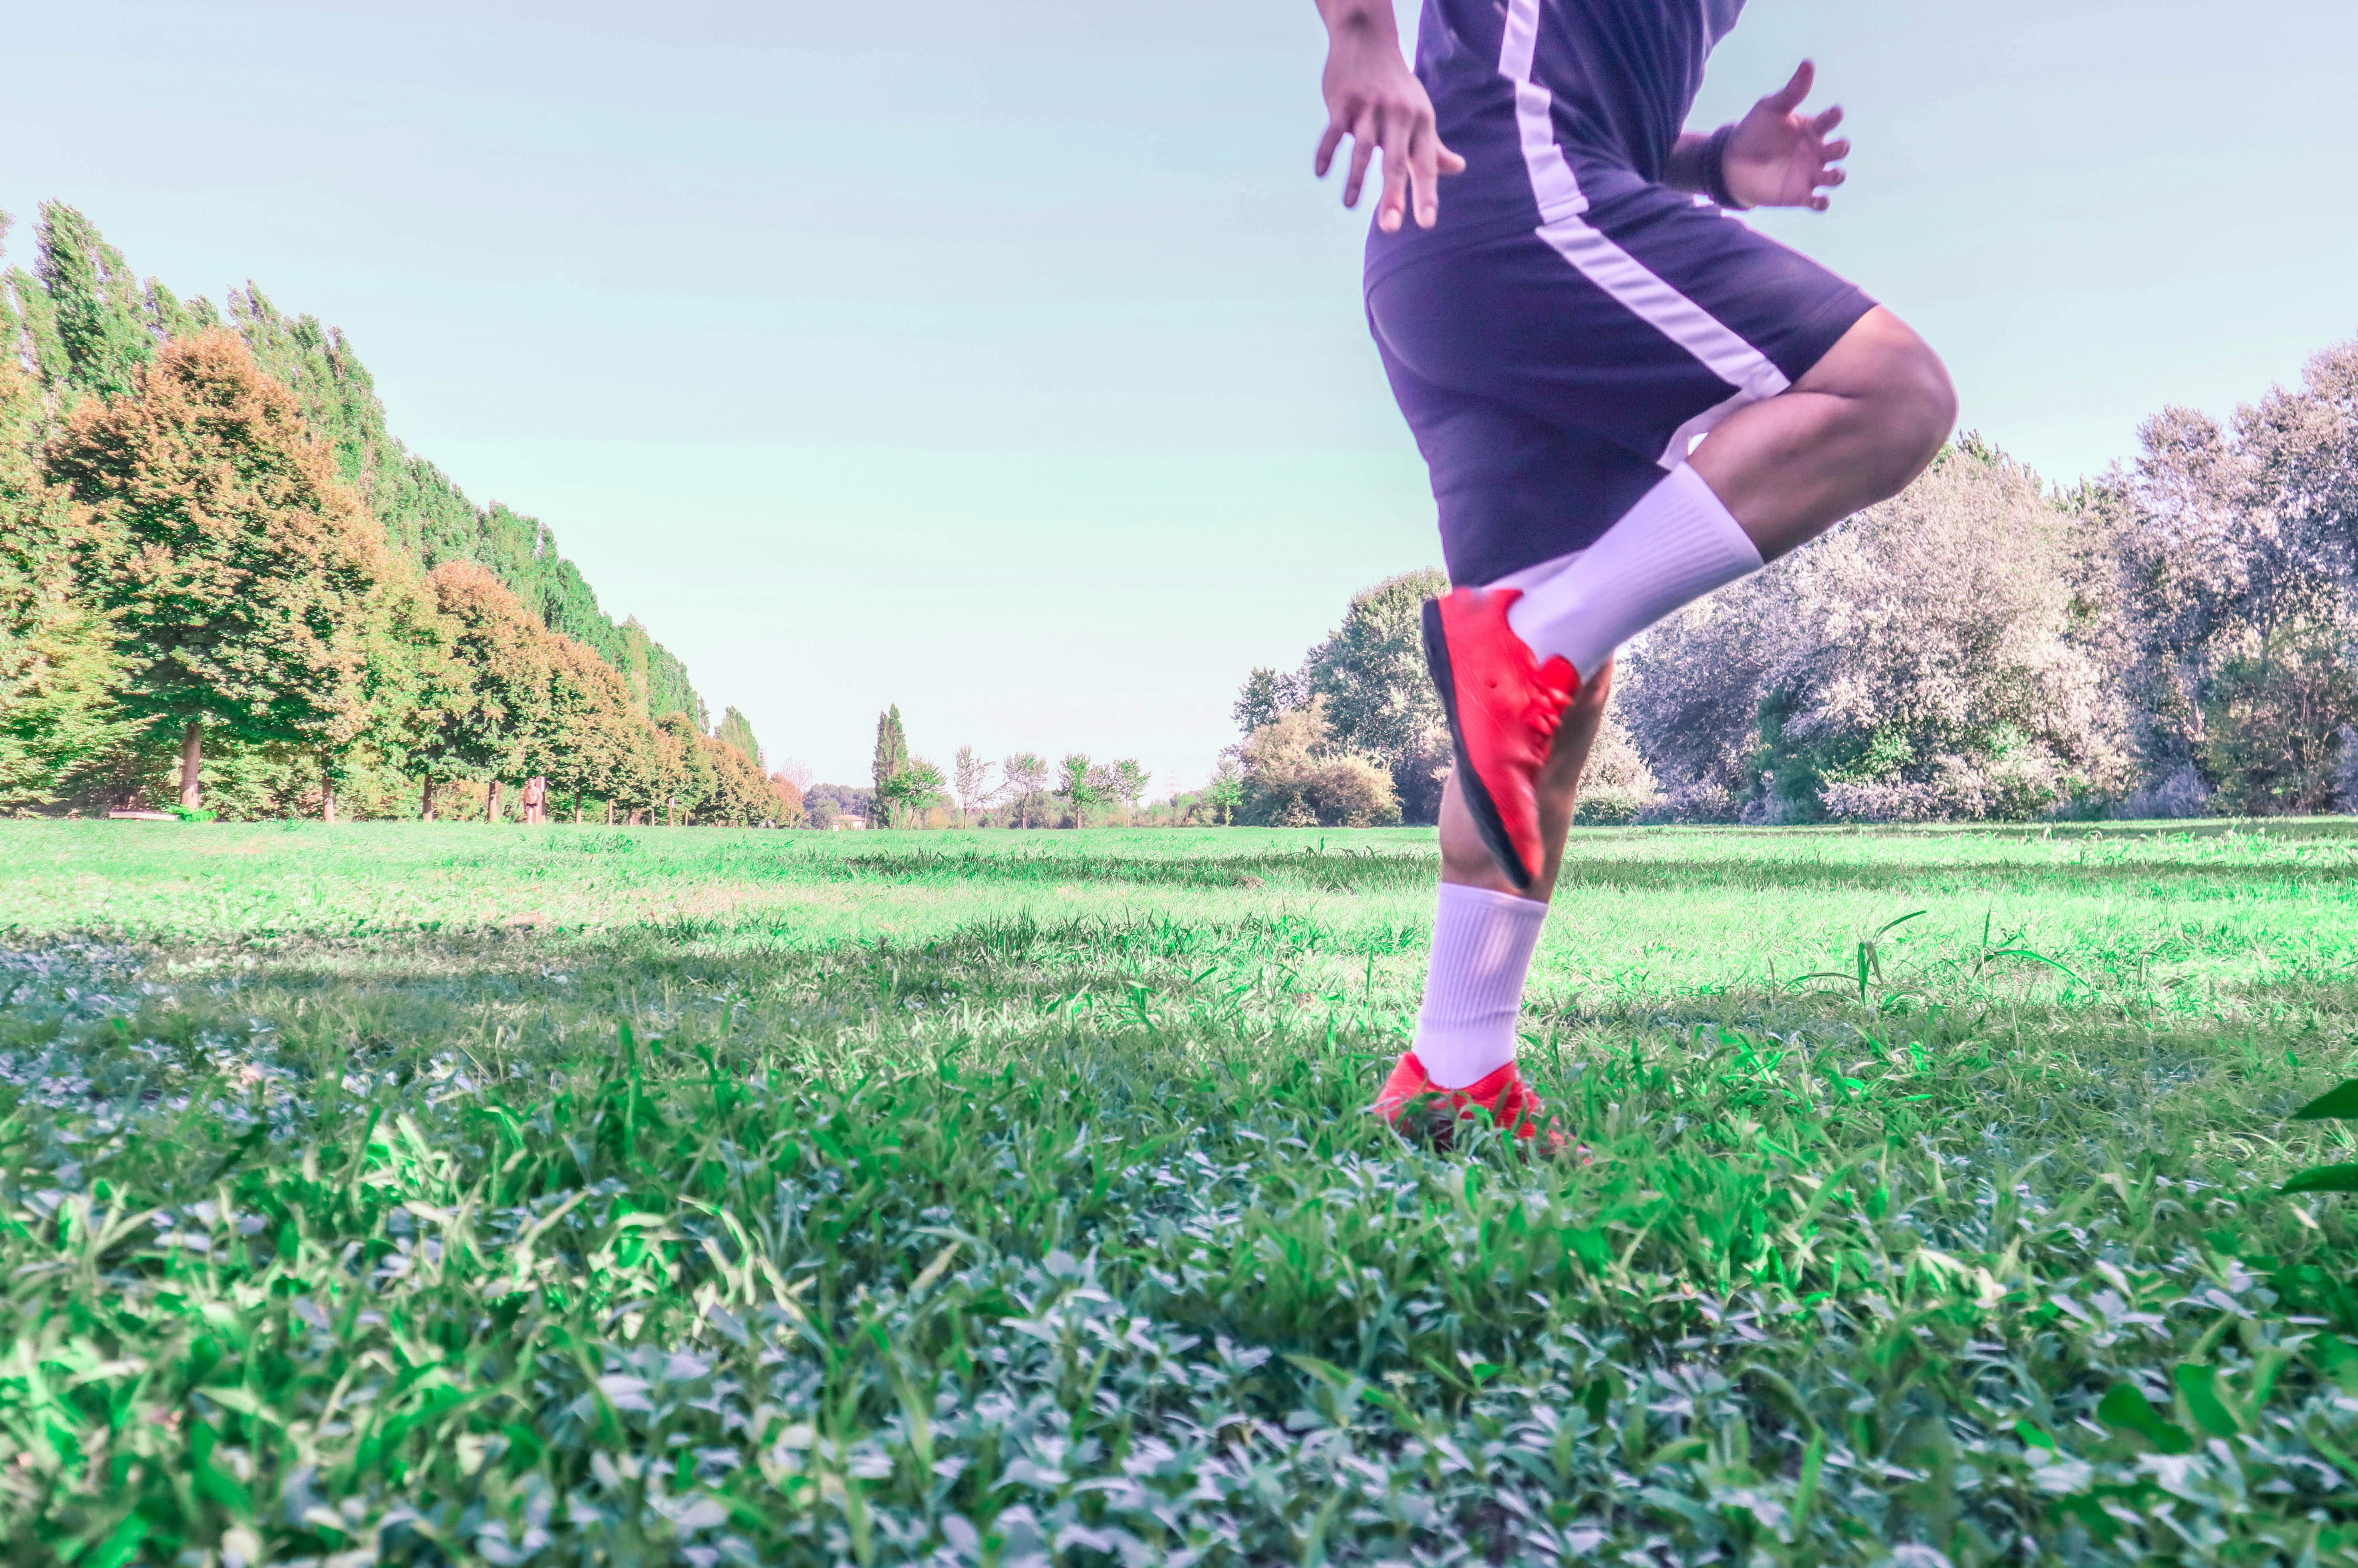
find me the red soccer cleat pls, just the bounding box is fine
[1422,587,1576,892]
[1373,1051,1567,1153]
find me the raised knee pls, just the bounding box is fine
[1817,310,1957,483]
[1856,338,1955,488]
[1901,343,1959,460]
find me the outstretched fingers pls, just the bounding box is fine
[1764,58,1814,114]
[1315,70,1462,224]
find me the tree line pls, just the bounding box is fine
[832,704,1183,829]
[0,203,797,825]
[1232,334,2358,825]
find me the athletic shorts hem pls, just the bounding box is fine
[1774,280,1879,388]
[1365,181,1880,588]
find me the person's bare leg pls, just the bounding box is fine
[1496,306,1953,699]
[1439,656,1616,903]
[1687,305,1956,562]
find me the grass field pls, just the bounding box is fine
[6,817,2358,1566]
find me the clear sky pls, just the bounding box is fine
[7,1,2356,790]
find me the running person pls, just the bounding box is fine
[1311,0,1957,1146]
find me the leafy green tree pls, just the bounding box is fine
[142,277,220,342]
[2201,624,2356,814]
[656,712,717,825]
[1204,759,1244,825]
[1108,758,1150,817]
[350,568,457,820]
[692,731,775,825]
[0,607,135,810]
[876,757,946,828]
[1294,568,1452,823]
[6,258,70,393]
[1057,753,1103,828]
[542,629,656,821]
[1001,752,1048,829]
[414,562,550,821]
[1625,441,2132,823]
[1233,667,1289,737]
[51,330,388,812]
[951,745,990,827]
[0,318,141,808]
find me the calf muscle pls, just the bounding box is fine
[1440,658,1617,902]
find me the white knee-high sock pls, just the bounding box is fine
[1504,462,1762,685]
[1414,882,1549,1088]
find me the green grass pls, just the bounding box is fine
[6,817,2358,1565]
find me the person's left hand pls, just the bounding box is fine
[1724,60,1849,210]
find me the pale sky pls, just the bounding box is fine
[7,1,2356,789]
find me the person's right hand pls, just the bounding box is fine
[1314,20,1464,232]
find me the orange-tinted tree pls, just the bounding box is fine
[767,770,805,826]
[651,712,715,825]
[691,734,772,825]
[50,330,387,810]
[354,566,461,821]
[543,630,658,819]
[417,561,552,819]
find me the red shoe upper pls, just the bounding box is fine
[1432,586,1575,889]
[1374,1051,1566,1153]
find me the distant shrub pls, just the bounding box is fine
[1238,698,1402,828]
[1623,440,2133,823]
[2199,624,2357,815]
[2119,761,2212,821]
[1572,788,1643,825]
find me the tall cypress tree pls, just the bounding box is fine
[871,706,909,826]
[36,203,153,403]
[0,312,135,807]
[143,278,219,343]
[6,265,69,393]
[715,706,762,769]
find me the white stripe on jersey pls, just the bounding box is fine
[1498,0,1788,467]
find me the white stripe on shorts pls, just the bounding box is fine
[1497,0,1788,467]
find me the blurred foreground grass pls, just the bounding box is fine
[5,817,2358,1565]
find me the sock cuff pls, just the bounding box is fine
[1663,461,1762,566]
[1435,881,1549,922]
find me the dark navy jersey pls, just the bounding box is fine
[1368,0,1746,280]
[1357,0,1878,586]
[1424,0,1744,180]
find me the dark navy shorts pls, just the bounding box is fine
[1367,163,1875,588]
